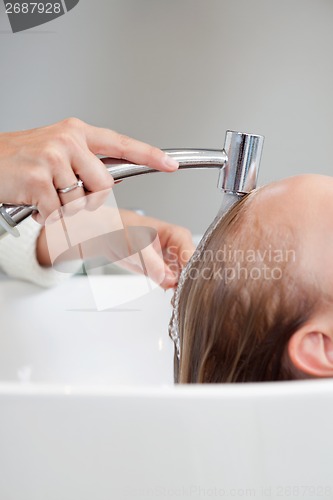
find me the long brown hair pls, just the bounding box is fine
[176,192,318,383]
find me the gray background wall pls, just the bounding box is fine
[0,0,332,233]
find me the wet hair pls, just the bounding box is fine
[175,192,319,383]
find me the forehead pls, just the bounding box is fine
[253,174,333,224]
[252,174,333,289]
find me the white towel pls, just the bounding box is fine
[0,217,74,288]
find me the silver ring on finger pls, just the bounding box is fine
[57,179,84,194]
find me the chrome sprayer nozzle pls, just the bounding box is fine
[218,130,264,195]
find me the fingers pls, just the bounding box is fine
[160,226,195,288]
[36,120,114,217]
[55,177,86,212]
[51,154,86,216]
[71,147,114,193]
[118,211,195,289]
[128,227,180,289]
[52,148,113,216]
[101,225,178,289]
[172,227,196,267]
[84,189,112,212]
[83,124,179,172]
[34,187,61,224]
[158,225,195,281]
[136,241,178,289]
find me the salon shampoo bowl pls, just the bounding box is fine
[0,274,333,500]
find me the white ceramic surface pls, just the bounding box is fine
[0,275,333,500]
[0,274,174,386]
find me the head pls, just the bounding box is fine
[175,174,333,383]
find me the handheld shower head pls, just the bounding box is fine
[101,130,264,195]
[0,130,264,238]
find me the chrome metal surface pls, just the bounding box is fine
[0,204,37,238]
[102,149,227,181]
[218,131,264,194]
[0,130,264,238]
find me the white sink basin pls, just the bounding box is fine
[1,274,333,500]
[0,275,174,386]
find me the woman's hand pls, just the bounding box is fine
[0,118,178,224]
[37,207,195,290]
[117,210,195,289]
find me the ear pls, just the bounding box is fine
[288,327,333,378]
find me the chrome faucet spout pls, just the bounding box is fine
[0,130,264,238]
